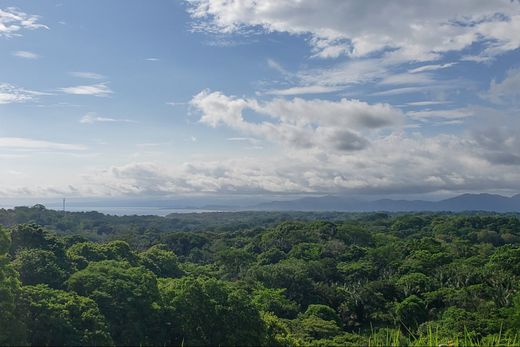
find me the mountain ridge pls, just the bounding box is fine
[251,193,520,212]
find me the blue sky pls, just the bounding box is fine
[1,0,520,200]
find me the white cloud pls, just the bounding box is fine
[407,108,474,120]
[0,7,48,37]
[0,137,86,151]
[70,71,105,80]
[483,68,520,104]
[191,90,403,152]
[0,83,43,104]
[12,50,39,59]
[76,128,520,196]
[188,0,520,62]
[167,101,188,107]
[80,112,135,124]
[299,58,389,86]
[60,83,113,97]
[265,85,344,96]
[406,101,451,107]
[380,73,434,85]
[409,63,457,74]
[267,58,289,75]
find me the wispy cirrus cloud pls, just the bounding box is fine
[409,63,457,74]
[0,137,86,151]
[407,108,474,120]
[80,112,136,124]
[12,50,39,59]
[0,7,48,37]
[69,71,106,80]
[0,83,46,104]
[60,83,113,97]
[265,85,344,96]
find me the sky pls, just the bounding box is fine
[1,0,520,201]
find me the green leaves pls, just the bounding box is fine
[0,226,25,345]
[68,260,161,346]
[17,284,113,346]
[159,276,266,346]
[12,249,69,288]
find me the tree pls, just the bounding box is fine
[396,272,433,297]
[159,276,266,346]
[12,249,68,288]
[67,260,161,346]
[247,258,317,307]
[290,315,342,341]
[252,286,299,318]
[0,226,25,345]
[139,244,184,278]
[9,223,66,260]
[395,295,427,329]
[216,247,255,279]
[17,284,113,346]
[302,304,342,326]
[66,240,138,270]
[487,245,520,276]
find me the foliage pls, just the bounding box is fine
[17,284,113,346]
[159,276,266,346]
[1,209,520,345]
[12,249,69,288]
[67,260,161,346]
[0,226,25,345]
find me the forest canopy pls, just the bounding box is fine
[1,208,520,346]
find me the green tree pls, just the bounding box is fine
[9,223,66,260]
[139,244,184,278]
[67,260,161,346]
[395,295,427,329]
[216,247,255,279]
[291,315,342,341]
[12,249,68,288]
[302,304,342,326]
[396,272,433,297]
[17,284,113,346]
[487,245,520,276]
[0,226,25,345]
[66,240,138,270]
[247,258,317,307]
[159,276,266,346]
[252,286,299,318]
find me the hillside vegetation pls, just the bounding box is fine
[1,208,520,346]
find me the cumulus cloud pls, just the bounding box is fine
[60,83,113,97]
[472,125,520,166]
[0,7,48,37]
[188,0,520,62]
[74,128,520,197]
[191,90,404,152]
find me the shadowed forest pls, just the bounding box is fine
[1,207,520,346]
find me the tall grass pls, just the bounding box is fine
[367,326,519,347]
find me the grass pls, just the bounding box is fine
[366,326,519,347]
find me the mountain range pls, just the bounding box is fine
[249,193,520,212]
